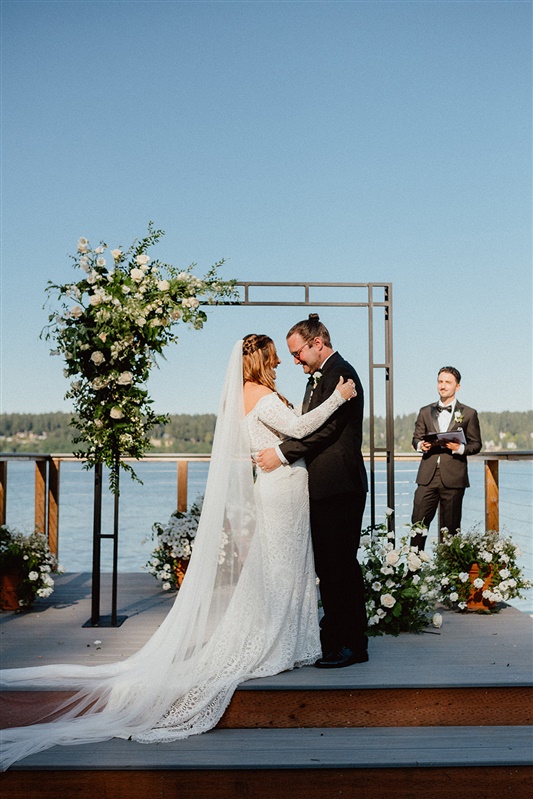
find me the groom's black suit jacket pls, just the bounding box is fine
[278,352,368,500]
[412,402,482,489]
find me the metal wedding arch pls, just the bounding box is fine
[89,280,394,626]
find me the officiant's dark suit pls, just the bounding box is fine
[411,397,481,537]
[278,343,369,665]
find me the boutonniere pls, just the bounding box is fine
[312,370,322,388]
[454,411,464,424]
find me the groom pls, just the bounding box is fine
[256,314,369,668]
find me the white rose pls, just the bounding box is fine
[90,351,105,365]
[96,257,106,268]
[385,550,400,566]
[70,305,83,319]
[380,593,396,608]
[449,592,459,602]
[407,552,422,571]
[480,551,493,563]
[458,572,470,583]
[432,612,443,628]
[157,279,170,291]
[182,297,199,309]
[499,568,510,579]
[89,293,103,306]
[371,581,382,591]
[130,268,145,283]
[77,237,89,253]
[28,571,39,581]
[110,407,124,420]
[135,253,150,266]
[473,577,485,589]
[412,574,421,585]
[111,249,122,260]
[117,371,133,386]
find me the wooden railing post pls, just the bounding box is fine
[0,461,6,527]
[48,458,60,557]
[177,460,188,512]
[485,458,499,531]
[35,459,47,534]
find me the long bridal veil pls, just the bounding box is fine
[1,340,257,769]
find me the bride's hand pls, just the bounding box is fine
[336,377,357,401]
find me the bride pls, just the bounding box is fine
[0,334,356,769]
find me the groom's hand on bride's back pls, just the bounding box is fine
[255,448,282,472]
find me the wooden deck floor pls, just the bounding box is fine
[1,572,532,688]
[1,574,532,795]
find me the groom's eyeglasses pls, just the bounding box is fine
[291,342,312,360]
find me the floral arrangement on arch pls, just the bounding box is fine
[145,496,204,591]
[42,223,236,493]
[360,522,440,635]
[433,527,531,612]
[0,525,63,609]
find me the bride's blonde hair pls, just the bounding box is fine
[242,334,290,407]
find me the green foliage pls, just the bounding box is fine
[39,224,236,492]
[2,411,531,456]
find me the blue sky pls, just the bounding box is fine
[1,0,531,422]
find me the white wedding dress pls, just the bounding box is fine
[0,341,346,768]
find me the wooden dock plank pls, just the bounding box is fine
[6,726,533,770]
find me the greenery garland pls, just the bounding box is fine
[42,223,236,492]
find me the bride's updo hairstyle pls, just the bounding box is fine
[286,313,332,348]
[242,334,290,406]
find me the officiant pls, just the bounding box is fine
[410,366,482,549]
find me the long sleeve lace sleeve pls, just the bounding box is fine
[256,391,346,440]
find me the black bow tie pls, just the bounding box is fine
[437,405,452,413]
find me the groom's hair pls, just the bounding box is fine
[438,366,461,384]
[287,313,332,348]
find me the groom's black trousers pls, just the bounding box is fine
[310,491,368,655]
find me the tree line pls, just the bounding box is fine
[1,410,531,454]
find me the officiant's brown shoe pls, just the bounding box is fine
[314,646,368,669]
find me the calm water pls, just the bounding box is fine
[4,458,532,612]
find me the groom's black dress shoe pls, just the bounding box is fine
[314,646,369,669]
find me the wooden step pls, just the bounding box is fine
[2,727,532,799]
[3,684,533,729]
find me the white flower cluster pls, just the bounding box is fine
[361,528,437,635]
[434,527,531,611]
[0,525,62,607]
[146,497,204,590]
[43,226,236,493]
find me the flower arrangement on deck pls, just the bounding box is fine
[145,496,204,591]
[42,223,236,493]
[433,527,532,612]
[360,523,439,635]
[0,524,62,609]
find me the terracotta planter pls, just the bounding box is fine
[467,563,495,611]
[173,558,190,588]
[0,572,23,610]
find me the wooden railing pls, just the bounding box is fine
[0,451,531,556]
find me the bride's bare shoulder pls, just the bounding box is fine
[243,382,274,415]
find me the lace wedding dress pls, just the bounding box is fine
[0,341,346,768]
